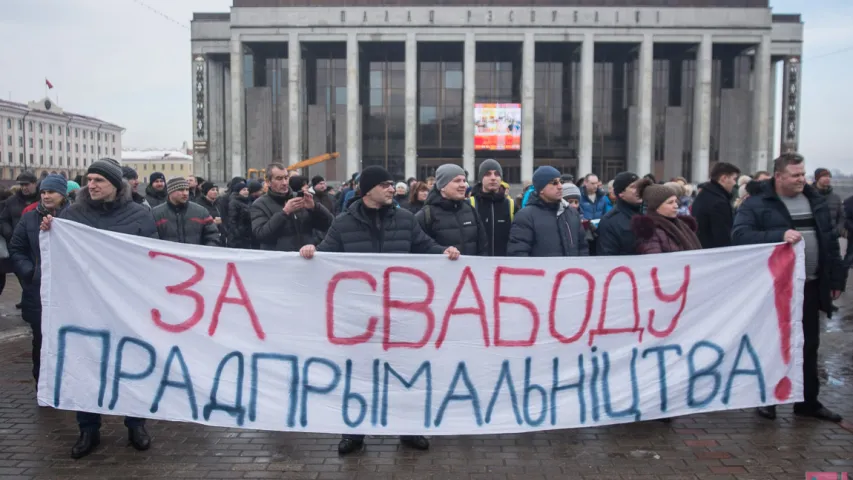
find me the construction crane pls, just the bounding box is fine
[246,152,340,180]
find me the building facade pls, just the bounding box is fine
[0,98,123,183]
[191,0,803,184]
[122,150,194,184]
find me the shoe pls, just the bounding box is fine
[795,406,843,423]
[756,406,777,420]
[400,435,430,450]
[128,425,151,451]
[71,430,100,459]
[15,303,21,309]
[337,438,364,456]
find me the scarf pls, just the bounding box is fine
[647,212,702,252]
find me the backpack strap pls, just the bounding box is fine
[469,197,476,208]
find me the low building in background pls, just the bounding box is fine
[0,98,123,183]
[122,150,194,183]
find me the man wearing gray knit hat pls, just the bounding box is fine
[469,158,515,256]
[151,177,220,246]
[415,163,487,255]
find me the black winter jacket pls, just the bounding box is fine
[152,200,220,246]
[318,199,444,254]
[596,199,643,256]
[60,181,158,239]
[815,186,845,237]
[691,180,735,249]
[732,180,847,316]
[10,203,69,312]
[0,190,38,241]
[507,194,589,257]
[194,195,226,241]
[415,190,487,256]
[145,184,167,208]
[470,184,514,257]
[844,195,853,237]
[131,191,152,210]
[250,190,334,252]
[228,195,254,249]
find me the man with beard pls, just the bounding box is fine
[298,165,459,456]
[416,163,487,256]
[250,163,333,251]
[40,158,158,459]
[145,171,167,207]
[122,166,151,209]
[469,159,514,256]
[152,177,220,246]
[310,175,335,212]
[186,175,199,201]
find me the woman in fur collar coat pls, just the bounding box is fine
[631,178,702,254]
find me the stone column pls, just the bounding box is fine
[751,35,771,174]
[288,33,301,165]
[346,33,360,178]
[521,33,535,182]
[229,36,244,178]
[636,34,653,177]
[691,34,712,182]
[767,59,777,160]
[463,33,475,179]
[579,33,594,177]
[405,33,417,180]
[779,57,801,155]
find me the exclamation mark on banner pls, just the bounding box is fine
[768,244,795,401]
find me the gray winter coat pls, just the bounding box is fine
[152,200,220,246]
[507,194,589,257]
[816,186,845,237]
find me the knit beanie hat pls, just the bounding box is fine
[248,180,263,195]
[478,159,503,180]
[16,171,37,184]
[289,175,309,193]
[228,176,246,190]
[166,177,190,195]
[435,164,466,191]
[357,165,393,195]
[663,181,685,198]
[532,166,561,192]
[200,182,217,196]
[612,171,639,196]
[311,175,325,188]
[89,158,124,190]
[231,181,247,193]
[149,171,166,185]
[637,178,678,212]
[814,168,831,182]
[40,174,67,199]
[66,180,80,194]
[121,166,138,180]
[561,182,581,201]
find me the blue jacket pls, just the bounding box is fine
[732,180,847,316]
[520,185,535,208]
[579,189,611,220]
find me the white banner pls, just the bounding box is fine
[39,219,805,435]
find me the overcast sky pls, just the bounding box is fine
[1,0,850,173]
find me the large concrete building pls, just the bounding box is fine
[190,0,803,184]
[0,98,123,182]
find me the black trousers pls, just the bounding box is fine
[21,309,41,382]
[844,238,853,268]
[796,280,821,411]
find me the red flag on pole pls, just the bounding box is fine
[45,78,53,89]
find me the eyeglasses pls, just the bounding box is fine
[550,179,563,186]
[379,181,395,188]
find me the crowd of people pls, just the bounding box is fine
[0,151,848,458]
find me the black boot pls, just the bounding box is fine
[757,405,777,420]
[71,430,100,459]
[794,406,843,423]
[337,438,364,456]
[128,425,151,451]
[400,435,430,450]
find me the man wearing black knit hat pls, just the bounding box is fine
[122,165,150,209]
[597,172,643,256]
[299,165,459,456]
[310,175,335,213]
[40,158,158,459]
[145,171,167,207]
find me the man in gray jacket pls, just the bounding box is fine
[813,168,845,238]
[152,177,220,246]
[507,166,588,257]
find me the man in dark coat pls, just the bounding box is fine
[9,174,69,383]
[692,162,740,249]
[1,171,39,308]
[469,159,514,256]
[228,181,263,249]
[43,158,158,459]
[732,153,846,423]
[214,176,246,245]
[415,163,487,256]
[122,166,151,209]
[152,177,220,246]
[596,172,642,256]
[844,194,853,267]
[195,181,224,239]
[145,171,167,207]
[299,165,458,456]
[813,168,845,238]
[311,175,336,213]
[250,164,333,252]
[508,166,588,257]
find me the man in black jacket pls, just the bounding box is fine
[596,172,641,256]
[469,159,514,256]
[152,177,220,246]
[1,171,39,308]
[813,168,845,238]
[122,166,151,209]
[145,172,167,208]
[299,165,459,456]
[732,153,846,423]
[416,163,487,256]
[507,166,588,257]
[251,164,333,251]
[692,162,740,249]
[41,158,158,458]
